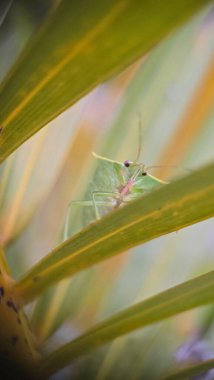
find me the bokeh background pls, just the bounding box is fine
[0,1,214,379]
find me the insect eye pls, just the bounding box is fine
[124,160,130,167]
[142,171,147,176]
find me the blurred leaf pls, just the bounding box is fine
[0,0,12,26]
[160,358,214,380]
[0,0,212,162]
[38,270,214,377]
[0,1,53,82]
[0,108,78,246]
[157,57,214,178]
[99,11,214,162]
[14,162,214,304]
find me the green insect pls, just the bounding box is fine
[64,149,167,239]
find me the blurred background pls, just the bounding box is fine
[0,1,214,379]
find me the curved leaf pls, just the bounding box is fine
[37,270,214,377]
[14,162,214,304]
[160,358,214,380]
[0,0,211,162]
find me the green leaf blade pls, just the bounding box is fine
[14,162,214,304]
[37,270,214,377]
[160,358,214,380]
[0,0,212,162]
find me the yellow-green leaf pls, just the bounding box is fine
[37,270,214,377]
[14,162,214,304]
[0,0,211,162]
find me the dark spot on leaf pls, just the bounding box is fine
[33,275,40,282]
[11,336,19,346]
[7,299,18,313]
[142,172,147,176]
[17,317,21,324]
[0,287,4,297]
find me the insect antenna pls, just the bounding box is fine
[123,114,144,168]
[134,113,143,163]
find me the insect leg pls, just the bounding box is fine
[92,191,119,219]
[63,200,96,240]
[63,198,114,239]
